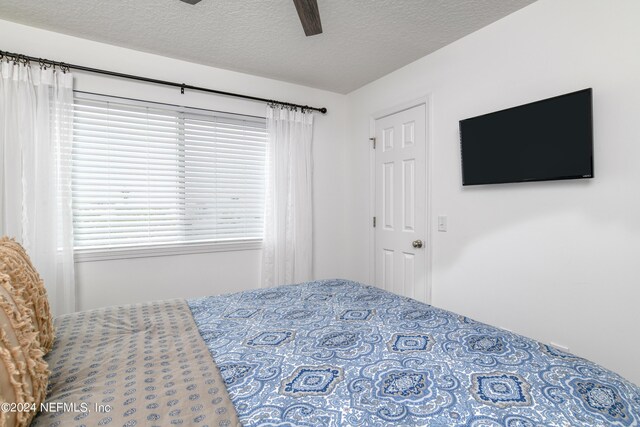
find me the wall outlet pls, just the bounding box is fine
[437,215,447,232]
[549,342,570,353]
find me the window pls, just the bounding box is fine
[72,92,266,256]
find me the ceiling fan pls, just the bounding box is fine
[179,0,323,36]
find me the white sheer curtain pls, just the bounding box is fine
[261,105,314,287]
[0,60,75,315]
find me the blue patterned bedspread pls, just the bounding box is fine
[188,279,640,427]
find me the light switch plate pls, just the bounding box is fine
[437,215,447,232]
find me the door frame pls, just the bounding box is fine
[368,95,433,304]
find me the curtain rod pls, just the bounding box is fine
[0,49,328,114]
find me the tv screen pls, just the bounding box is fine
[459,88,593,186]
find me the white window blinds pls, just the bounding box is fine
[72,92,266,250]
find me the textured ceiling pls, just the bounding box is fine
[0,0,536,93]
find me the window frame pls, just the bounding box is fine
[71,91,266,262]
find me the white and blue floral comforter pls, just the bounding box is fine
[188,279,640,426]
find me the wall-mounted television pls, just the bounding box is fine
[459,88,593,186]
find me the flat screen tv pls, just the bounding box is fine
[459,88,593,186]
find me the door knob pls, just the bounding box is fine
[412,240,423,249]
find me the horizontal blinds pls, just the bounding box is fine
[72,93,266,249]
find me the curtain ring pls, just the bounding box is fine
[60,62,70,73]
[39,59,48,70]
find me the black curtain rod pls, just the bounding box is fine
[0,49,327,114]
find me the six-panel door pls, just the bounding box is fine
[374,104,427,301]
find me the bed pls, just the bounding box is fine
[34,279,640,426]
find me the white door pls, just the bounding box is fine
[374,104,427,301]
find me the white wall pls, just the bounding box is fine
[346,0,640,385]
[0,19,351,310]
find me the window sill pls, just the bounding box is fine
[74,239,262,263]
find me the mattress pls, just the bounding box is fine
[188,279,640,427]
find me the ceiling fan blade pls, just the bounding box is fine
[292,0,323,36]
[180,0,203,5]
